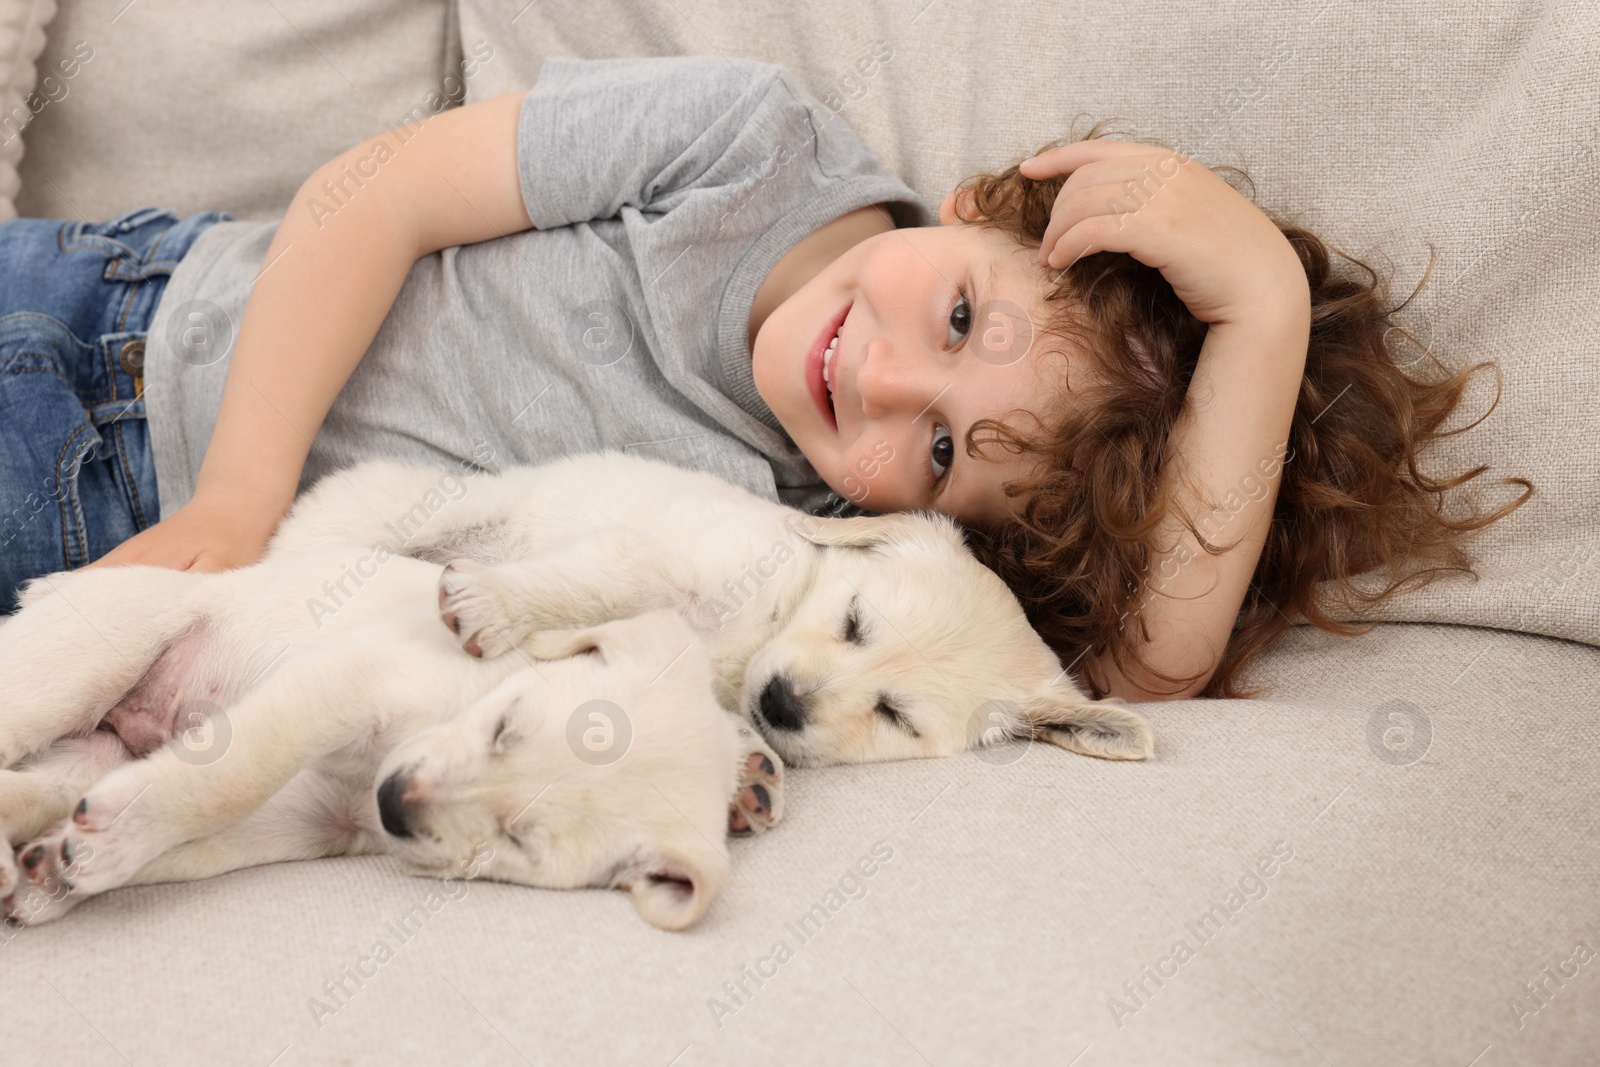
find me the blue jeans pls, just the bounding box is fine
[0,206,230,615]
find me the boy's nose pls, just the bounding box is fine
[854,339,944,422]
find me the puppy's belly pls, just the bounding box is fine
[100,620,276,757]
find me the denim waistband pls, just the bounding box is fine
[92,204,233,286]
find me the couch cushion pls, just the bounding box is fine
[0,0,59,221]
[15,0,460,221]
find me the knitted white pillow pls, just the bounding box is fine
[0,0,58,221]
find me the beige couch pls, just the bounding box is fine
[6,2,1597,1064]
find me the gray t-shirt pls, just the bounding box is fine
[143,55,932,523]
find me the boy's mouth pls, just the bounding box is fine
[808,301,850,432]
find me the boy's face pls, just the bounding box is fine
[751,193,1076,529]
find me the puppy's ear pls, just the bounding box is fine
[623,838,727,931]
[523,625,608,663]
[786,513,905,549]
[1011,685,1155,761]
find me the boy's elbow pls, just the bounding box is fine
[1105,677,1210,703]
[1089,648,1218,703]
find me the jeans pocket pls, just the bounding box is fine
[0,360,104,571]
[0,320,138,617]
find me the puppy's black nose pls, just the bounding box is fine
[758,675,807,732]
[377,771,415,839]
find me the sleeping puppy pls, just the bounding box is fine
[269,449,1155,768]
[0,575,780,930]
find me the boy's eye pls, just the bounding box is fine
[930,424,954,482]
[948,291,972,347]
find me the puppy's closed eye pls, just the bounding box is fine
[503,814,541,856]
[874,696,920,738]
[841,594,864,644]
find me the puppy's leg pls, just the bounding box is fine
[0,732,131,898]
[727,714,785,837]
[125,768,374,884]
[266,460,485,558]
[0,566,208,768]
[439,528,693,658]
[5,770,371,925]
[5,636,455,924]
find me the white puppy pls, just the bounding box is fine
[268,450,1155,768]
[0,567,779,930]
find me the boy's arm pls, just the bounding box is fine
[1084,286,1312,702]
[187,89,535,540]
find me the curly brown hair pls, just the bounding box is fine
[945,119,1535,700]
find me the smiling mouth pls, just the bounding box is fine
[810,302,850,431]
[825,351,838,419]
[823,333,839,417]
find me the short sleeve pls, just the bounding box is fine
[517,55,790,230]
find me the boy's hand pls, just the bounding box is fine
[81,485,283,575]
[1018,140,1308,327]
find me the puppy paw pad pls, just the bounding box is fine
[438,561,517,659]
[728,742,785,836]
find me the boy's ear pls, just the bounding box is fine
[939,188,980,225]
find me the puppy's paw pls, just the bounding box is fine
[5,767,165,924]
[439,560,522,659]
[728,727,785,837]
[6,826,89,925]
